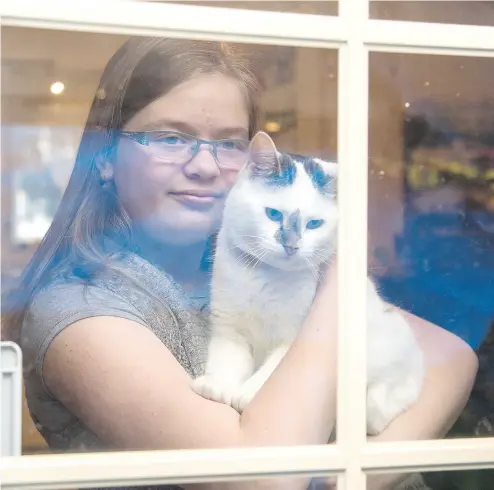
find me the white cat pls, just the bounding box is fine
[193,131,425,437]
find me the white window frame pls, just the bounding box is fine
[1,1,494,489]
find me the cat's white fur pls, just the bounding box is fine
[193,132,425,439]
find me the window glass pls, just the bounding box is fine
[369,51,494,441]
[49,474,342,490]
[2,27,339,457]
[368,468,494,490]
[370,0,494,26]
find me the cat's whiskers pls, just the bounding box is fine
[307,251,329,282]
[251,250,268,271]
[312,249,334,266]
[243,241,277,269]
[244,252,261,269]
[305,257,321,282]
[227,237,259,253]
[232,243,268,269]
[232,246,257,267]
[234,251,256,268]
[228,238,278,260]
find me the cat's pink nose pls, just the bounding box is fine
[283,245,299,256]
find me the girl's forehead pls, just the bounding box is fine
[123,74,249,138]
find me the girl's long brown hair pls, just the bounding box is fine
[2,37,260,343]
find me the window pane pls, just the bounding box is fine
[368,51,494,441]
[368,469,494,490]
[1,26,339,458]
[423,467,494,490]
[165,1,338,16]
[370,0,494,26]
[35,475,342,490]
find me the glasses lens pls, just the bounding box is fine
[148,131,195,163]
[216,139,250,169]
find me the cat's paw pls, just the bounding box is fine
[191,375,240,406]
[231,387,255,414]
[231,376,264,413]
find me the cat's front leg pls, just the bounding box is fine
[232,344,290,413]
[192,335,254,407]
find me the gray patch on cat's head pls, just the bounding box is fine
[287,209,302,237]
[295,154,337,197]
[274,209,302,254]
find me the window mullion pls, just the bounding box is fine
[337,0,370,488]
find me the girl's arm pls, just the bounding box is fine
[43,266,339,490]
[366,309,478,490]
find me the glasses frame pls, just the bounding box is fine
[119,130,251,169]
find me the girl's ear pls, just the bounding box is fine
[246,131,281,177]
[95,155,114,183]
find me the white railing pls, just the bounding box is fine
[1,1,493,489]
[1,342,23,457]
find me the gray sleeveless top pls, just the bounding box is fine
[20,250,210,487]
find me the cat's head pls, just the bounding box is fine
[221,131,338,271]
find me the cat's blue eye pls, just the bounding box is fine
[306,219,324,230]
[265,207,283,222]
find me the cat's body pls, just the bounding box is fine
[213,243,316,365]
[193,132,425,439]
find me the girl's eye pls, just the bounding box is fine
[153,132,188,145]
[306,219,324,230]
[265,207,283,222]
[217,140,249,152]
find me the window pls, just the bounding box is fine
[1,1,494,489]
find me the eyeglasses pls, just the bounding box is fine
[119,130,250,170]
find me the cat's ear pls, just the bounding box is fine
[246,131,281,176]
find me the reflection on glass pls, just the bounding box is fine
[370,0,494,26]
[369,52,494,350]
[367,49,494,482]
[52,476,341,490]
[3,125,78,245]
[361,51,487,435]
[369,468,494,490]
[2,27,338,458]
[423,468,494,490]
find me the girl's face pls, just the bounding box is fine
[112,73,250,245]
